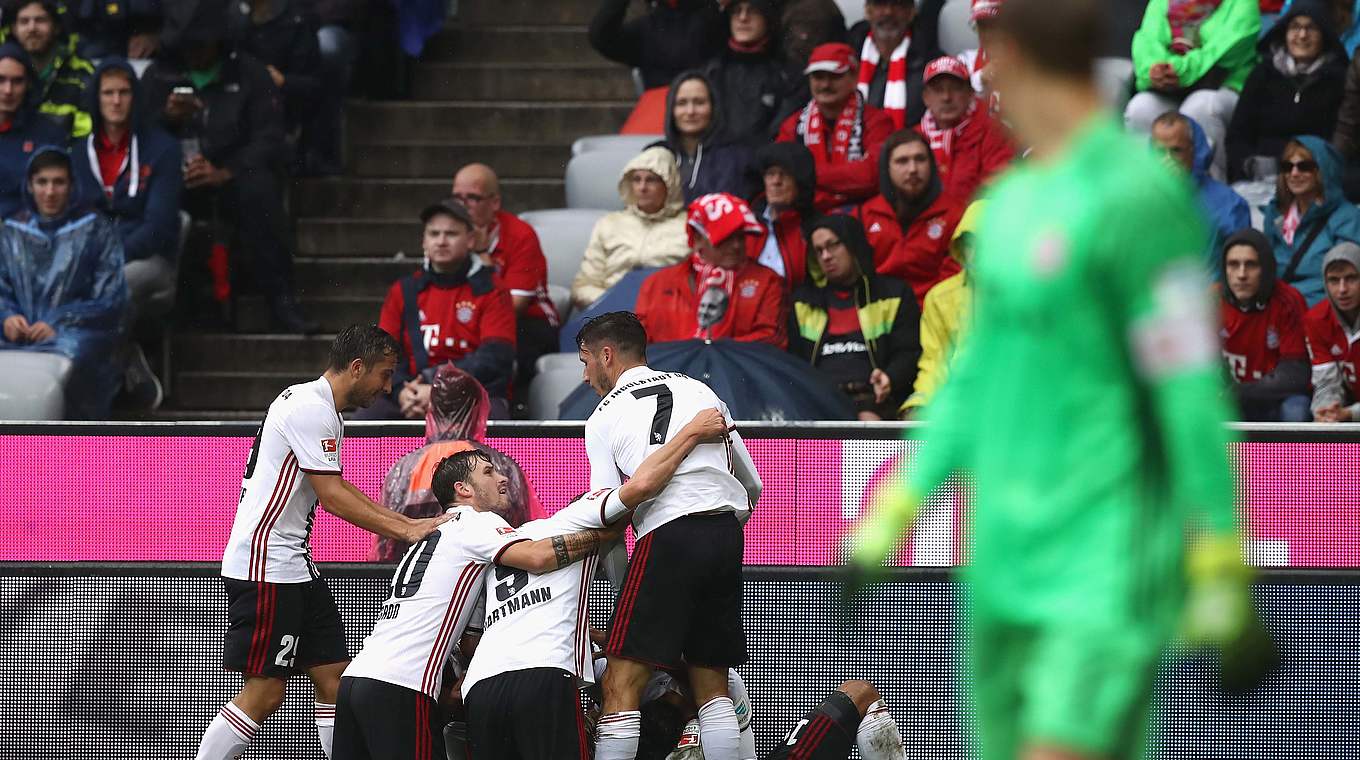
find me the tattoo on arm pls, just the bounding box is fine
[551,529,603,569]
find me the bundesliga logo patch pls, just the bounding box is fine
[495,526,515,535]
[320,438,338,464]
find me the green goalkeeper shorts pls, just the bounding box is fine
[965,614,1168,760]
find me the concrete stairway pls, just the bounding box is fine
[165,0,632,414]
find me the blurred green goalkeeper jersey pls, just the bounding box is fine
[907,117,1238,623]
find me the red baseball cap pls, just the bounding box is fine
[971,0,1002,21]
[803,42,857,76]
[923,55,971,84]
[686,193,763,249]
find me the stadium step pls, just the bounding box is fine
[422,25,598,64]
[231,295,383,334]
[296,218,423,257]
[410,62,634,102]
[455,0,598,26]
[347,142,570,180]
[174,370,320,410]
[294,257,415,297]
[173,334,335,373]
[292,177,563,219]
[344,100,632,143]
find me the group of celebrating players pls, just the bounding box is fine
[194,315,910,760]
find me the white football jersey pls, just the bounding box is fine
[345,506,527,699]
[461,488,617,699]
[222,377,344,583]
[585,366,761,538]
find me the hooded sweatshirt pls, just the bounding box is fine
[571,147,690,309]
[0,43,67,219]
[228,0,323,125]
[1217,228,1310,412]
[72,58,183,264]
[0,146,128,419]
[1131,0,1261,93]
[749,140,815,287]
[855,131,964,305]
[701,0,802,146]
[789,213,920,411]
[589,0,726,90]
[1264,135,1360,305]
[661,69,755,203]
[1226,1,1347,182]
[1184,115,1252,253]
[1304,240,1360,417]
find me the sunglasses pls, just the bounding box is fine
[1280,159,1319,173]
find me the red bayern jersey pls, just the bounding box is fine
[1304,298,1360,399]
[1218,282,1308,382]
[379,267,517,377]
[485,209,559,326]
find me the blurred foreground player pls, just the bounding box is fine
[196,325,454,760]
[845,1,1276,759]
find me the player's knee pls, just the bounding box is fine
[238,676,288,719]
[601,657,650,709]
[836,679,881,716]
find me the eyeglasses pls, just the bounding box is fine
[812,239,845,255]
[1280,159,1319,173]
[451,192,495,204]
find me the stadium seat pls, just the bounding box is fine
[528,366,589,420]
[938,0,978,55]
[519,208,610,289]
[535,351,580,375]
[834,0,864,27]
[0,352,72,420]
[1094,57,1135,112]
[571,134,662,157]
[547,283,572,324]
[565,149,636,210]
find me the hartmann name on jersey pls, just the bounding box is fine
[484,586,553,629]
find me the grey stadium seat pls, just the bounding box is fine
[0,352,72,420]
[834,0,864,27]
[565,148,638,210]
[519,209,610,294]
[535,351,580,375]
[528,366,588,420]
[938,0,979,56]
[571,134,662,157]
[1095,57,1135,112]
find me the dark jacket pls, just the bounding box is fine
[780,0,846,75]
[790,213,921,409]
[0,30,97,138]
[701,2,802,145]
[589,0,726,90]
[73,59,183,263]
[143,46,289,176]
[659,69,755,202]
[0,43,69,220]
[229,0,323,124]
[845,16,943,128]
[68,0,163,59]
[1227,1,1349,182]
[1187,116,1252,257]
[749,141,816,287]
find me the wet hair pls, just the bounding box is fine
[431,449,494,507]
[327,324,401,372]
[996,0,1101,79]
[575,311,648,359]
[26,149,70,181]
[637,699,690,760]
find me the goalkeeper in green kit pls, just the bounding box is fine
[844,1,1275,759]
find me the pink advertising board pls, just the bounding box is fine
[2,432,1355,567]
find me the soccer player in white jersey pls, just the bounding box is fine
[196,325,454,760]
[460,407,733,760]
[576,311,763,760]
[334,447,618,760]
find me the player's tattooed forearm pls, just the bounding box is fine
[552,534,570,568]
[551,529,602,569]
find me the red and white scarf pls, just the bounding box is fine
[856,35,910,129]
[1281,202,1302,245]
[796,91,866,163]
[690,251,737,339]
[918,98,978,176]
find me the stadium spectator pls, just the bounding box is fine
[72,59,182,406]
[846,0,941,129]
[780,0,846,76]
[451,163,559,412]
[7,0,94,138]
[1307,240,1360,420]
[777,42,895,211]
[1219,229,1312,421]
[228,0,323,159]
[1125,0,1261,180]
[702,0,802,145]
[856,129,962,304]
[958,0,1003,95]
[68,0,163,60]
[298,0,362,175]
[588,0,725,90]
[1152,112,1252,257]
[790,213,920,420]
[1227,3,1347,184]
[0,147,127,419]
[1265,136,1360,304]
[1280,0,1360,54]
[900,199,980,418]
[571,146,690,309]
[371,200,516,420]
[0,43,66,219]
[750,141,816,287]
[1329,1,1360,197]
[915,55,1013,203]
[142,5,314,333]
[660,70,755,202]
[636,192,787,346]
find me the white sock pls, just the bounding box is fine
[595,710,641,760]
[726,670,756,760]
[697,696,741,760]
[855,700,906,760]
[315,702,336,758]
[196,702,258,760]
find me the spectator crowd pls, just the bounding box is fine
[10,0,1360,424]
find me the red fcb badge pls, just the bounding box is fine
[22,141,32,153]
[320,438,338,453]
[496,526,515,535]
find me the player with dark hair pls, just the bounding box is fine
[846,1,1274,760]
[334,447,618,760]
[196,324,457,760]
[577,311,763,760]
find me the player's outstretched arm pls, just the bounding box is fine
[618,407,731,510]
[308,473,452,543]
[499,524,624,574]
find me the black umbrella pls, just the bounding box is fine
[558,339,856,421]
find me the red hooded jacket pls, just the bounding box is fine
[776,98,895,212]
[750,205,809,288]
[636,258,788,348]
[856,193,963,305]
[484,209,559,326]
[915,106,1014,203]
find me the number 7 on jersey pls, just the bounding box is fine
[631,384,673,445]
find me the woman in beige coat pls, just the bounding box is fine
[570,146,691,309]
